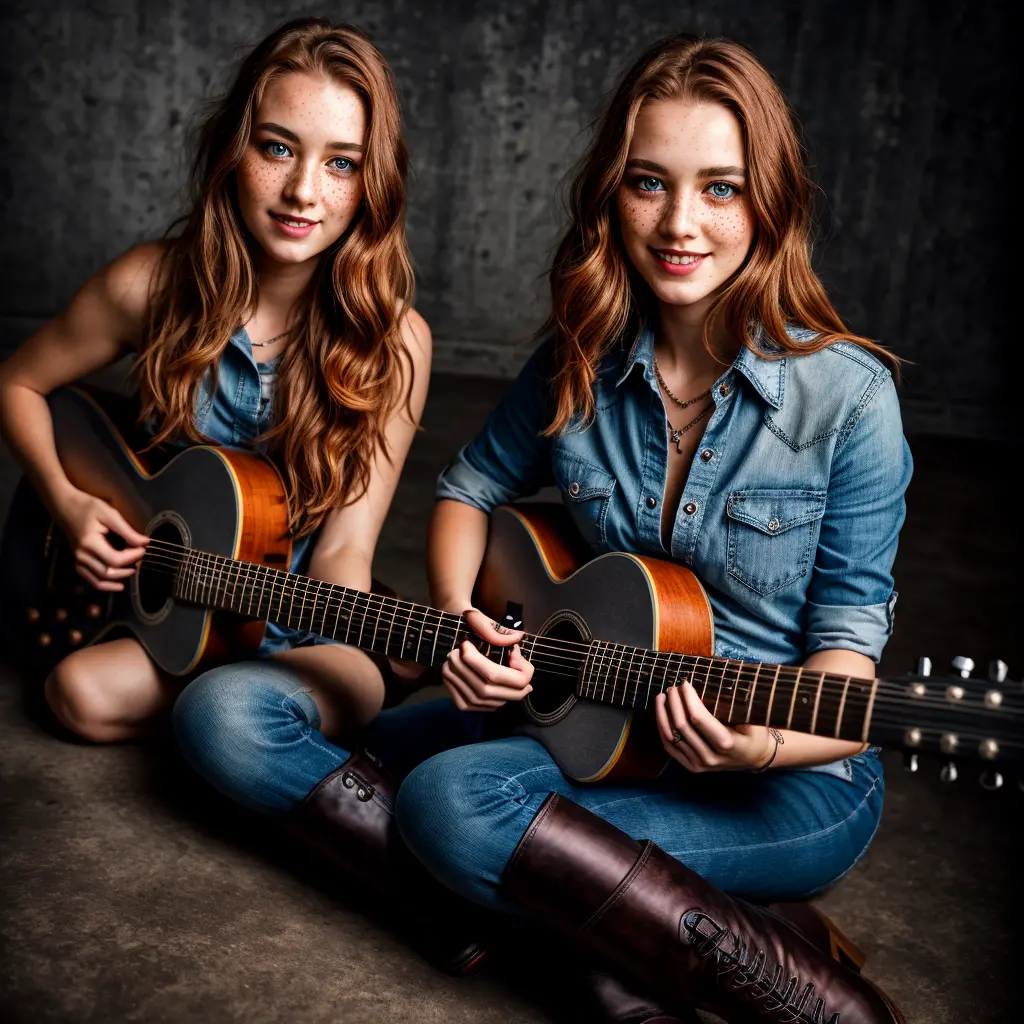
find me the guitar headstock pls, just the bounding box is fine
[891,655,1021,791]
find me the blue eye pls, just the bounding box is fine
[708,181,737,200]
[329,156,356,173]
[263,140,291,159]
[637,176,664,193]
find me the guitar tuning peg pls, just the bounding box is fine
[988,660,1008,683]
[939,761,959,783]
[951,656,974,679]
[902,752,919,773]
[979,770,1004,791]
[915,656,932,676]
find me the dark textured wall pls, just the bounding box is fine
[0,0,1014,438]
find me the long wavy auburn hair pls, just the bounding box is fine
[134,18,414,535]
[543,34,899,434]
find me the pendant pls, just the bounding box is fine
[669,428,684,454]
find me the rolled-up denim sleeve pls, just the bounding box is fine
[804,373,913,662]
[435,340,555,513]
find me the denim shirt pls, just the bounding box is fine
[192,327,315,654]
[436,325,912,780]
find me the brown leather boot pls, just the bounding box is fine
[503,794,904,1024]
[288,750,489,975]
[578,962,701,1024]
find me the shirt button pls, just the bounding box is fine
[646,496,658,509]
[568,481,580,497]
[767,518,779,531]
[700,448,714,462]
[683,502,698,515]
[718,383,730,397]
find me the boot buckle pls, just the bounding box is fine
[341,770,375,802]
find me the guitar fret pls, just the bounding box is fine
[810,671,825,735]
[786,666,802,730]
[596,642,611,700]
[833,676,852,738]
[743,663,761,724]
[621,648,638,705]
[243,560,256,616]
[764,663,781,728]
[581,644,595,698]
[861,679,879,744]
[382,597,398,657]
[397,602,411,660]
[304,579,318,632]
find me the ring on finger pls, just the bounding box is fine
[671,727,685,746]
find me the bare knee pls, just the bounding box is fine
[45,655,128,742]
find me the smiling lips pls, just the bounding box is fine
[652,248,709,276]
[270,211,319,238]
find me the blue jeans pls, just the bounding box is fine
[173,661,885,913]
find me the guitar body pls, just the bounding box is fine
[476,504,716,783]
[5,390,1016,791]
[16,387,292,675]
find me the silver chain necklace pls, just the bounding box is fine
[654,359,714,454]
[250,326,294,348]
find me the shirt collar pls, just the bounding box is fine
[614,320,785,410]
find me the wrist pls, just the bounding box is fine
[45,478,84,525]
[754,728,785,772]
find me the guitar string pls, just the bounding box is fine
[96,551,1024,748]
[122,543,1024,729]
[131,541,1020,715]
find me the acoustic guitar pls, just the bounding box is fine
[2,386,1019,788]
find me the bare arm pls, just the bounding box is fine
[0,244,163,588]
[426,495,534,710]
[426,498,490,613]
[305,308,432,591]
[655,648,872,773]
[0,243,160,510]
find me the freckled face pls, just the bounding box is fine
[235,72,366,266]
[616,99,755,314]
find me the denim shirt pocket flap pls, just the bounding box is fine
[725,490,827,596]
[725,490,827,536]
[552,451,616,549]
[553,451,617,502]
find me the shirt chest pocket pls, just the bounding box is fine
[726,489,827,596]
[552,451,617,550]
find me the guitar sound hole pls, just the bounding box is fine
[530,616,586,717]
[136,520,180,616]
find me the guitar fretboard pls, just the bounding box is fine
[172,547,877,742]
[577,641,877,743]
[175,548,473,667]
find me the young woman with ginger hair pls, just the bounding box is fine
[174,33,910,1023]
[0,18,490,973]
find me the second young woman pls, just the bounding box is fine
[0,19,429,750]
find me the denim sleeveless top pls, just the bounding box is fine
[437,324,912,781]
[192,326,316,655]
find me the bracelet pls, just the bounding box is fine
[754,728,785,772]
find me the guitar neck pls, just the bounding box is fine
[175,549,473,667]
[175,550,877,742]
[575,643,879,744]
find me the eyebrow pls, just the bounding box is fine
[256,121,364,153]
[625,158,745,178]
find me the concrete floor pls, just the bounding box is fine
[1,367,1021,1023]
